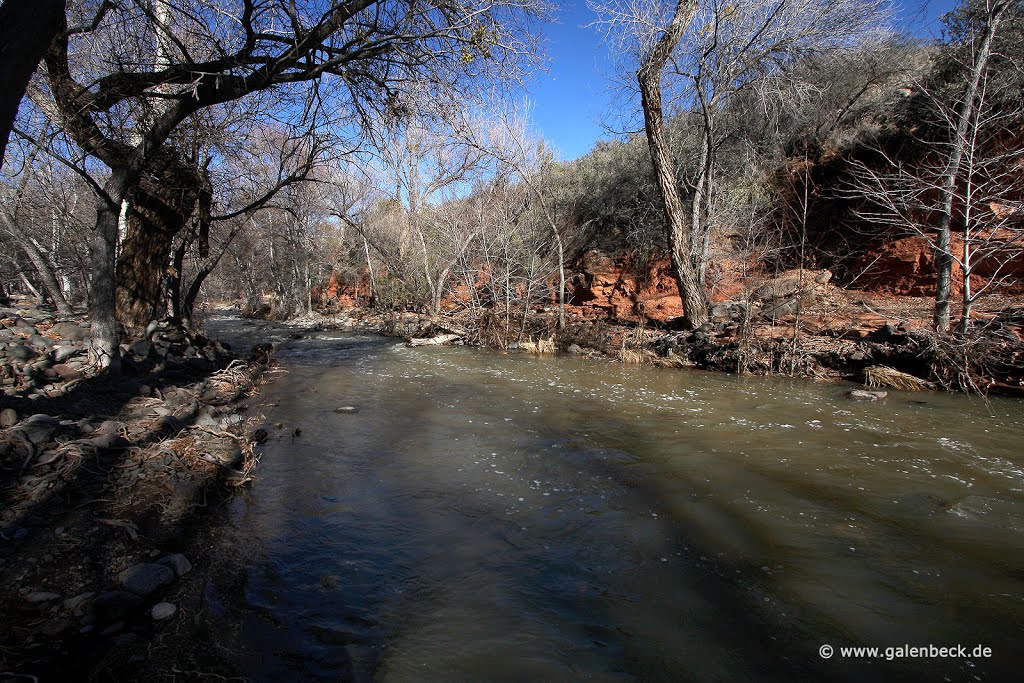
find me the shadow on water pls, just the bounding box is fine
[192,323,1024,682]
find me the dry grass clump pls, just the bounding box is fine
[520,336,555,354]
[865,365,935,391]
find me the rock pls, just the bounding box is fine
[847,389,888,401]
[96,420,126,435]
[41,617,74,637]
[8,344,36,362]
[18,414,59,445]
[0,408,16,428]
[51,363,83,381]
[333,406,359,414]
[87,433,131,450]
[118,563,174,596]
[150,602,177,620]
[128,340,151,358]
[49,322,90,342]
[566,344,583,355]
[814,270,833,284]
[63,591,96,613]
[25,591,62,603]
[157,553,192,577]
[219,413,244,428]
[52,345,82,363]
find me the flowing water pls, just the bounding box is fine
[205,317,1024,682]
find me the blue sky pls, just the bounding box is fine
[528,1,962,162]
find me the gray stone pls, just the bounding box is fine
[0,408,16,428]
[118,562,174,596]
[51,363,83,381]
[333,406,359,414]
[87,433,131,450]
[8,344,35,362]
[49,322,89,342]
[63,591,96,612]
[96,420,126,435]
[25,591,61,603]
[150,602,177,620]
[28,334,54,350]
[157,553,192,577]
[814,270,833,284]
[847,389,887,401]
[566,344,583,355]
[128,340,151,358]
[18,414,59,445]
[52,345,82,363]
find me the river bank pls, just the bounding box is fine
[0,301,271,679]
[263,298,1024,396]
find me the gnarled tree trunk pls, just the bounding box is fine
[115,149,211,331]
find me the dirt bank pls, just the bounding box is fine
[0,301,272,680]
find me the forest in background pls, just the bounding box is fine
[1,0,1022,391]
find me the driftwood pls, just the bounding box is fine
[407,333,462,347]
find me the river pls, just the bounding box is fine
[203,316,1024,681]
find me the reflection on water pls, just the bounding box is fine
[208,317,1024,681]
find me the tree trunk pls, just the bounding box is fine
[91,189,124,372]
[934,0,1008,333]
[637,0,708,329]
[115,149,210,331]
[0,0,65,165]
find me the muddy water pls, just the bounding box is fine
[207,318,1024,682]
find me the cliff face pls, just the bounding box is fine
[315,238,1023,324]
[849,234,1024,297]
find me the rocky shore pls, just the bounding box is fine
[0,301,272,679]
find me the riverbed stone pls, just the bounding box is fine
[90,593,141,626]
[157,553,192,577]
[8,344,35,362]
[150,602,177,620]
[333,406,359,414]
[118,562,174,596]
[25,591,62,603]
[63,591,96,613]
[48,322,88,342]
[847,389,887,401]
[0,408,17,428]
[51,363,83,381]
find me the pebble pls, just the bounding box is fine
[25,591,61,603]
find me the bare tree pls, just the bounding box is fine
[591,0,892,328]
[31,0,546,369]
[851,0,1020,333]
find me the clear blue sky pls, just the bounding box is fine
[528,0,962,162]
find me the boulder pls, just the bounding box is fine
[49,322,89,342]
[51,363,83,381]
[118,563,175,596]
[156,553,192,577]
